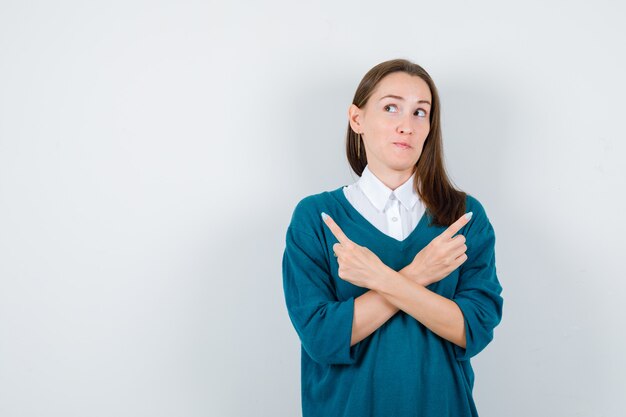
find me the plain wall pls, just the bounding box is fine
[1,1,625,416]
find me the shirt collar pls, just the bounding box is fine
[357,165,420,212]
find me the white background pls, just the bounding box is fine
[1,1,625,416]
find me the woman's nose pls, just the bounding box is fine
[397,118,413,134]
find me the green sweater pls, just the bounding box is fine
[282,186,503,417]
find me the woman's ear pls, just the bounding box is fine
[348,104,362,133]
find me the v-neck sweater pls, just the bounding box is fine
[282,186,504,417]
[341,165,424,241]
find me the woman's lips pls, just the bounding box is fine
[393,142,411,149]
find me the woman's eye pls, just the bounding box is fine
[415,109,427,117]
[384,104,398,113]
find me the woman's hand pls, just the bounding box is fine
[404,212,473,286]
[321,212,392,289]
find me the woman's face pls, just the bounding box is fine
[349,72,432,175]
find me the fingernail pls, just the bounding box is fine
[465,212,473,220]
[321,212,329,221]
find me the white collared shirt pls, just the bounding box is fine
[342,165,425,241]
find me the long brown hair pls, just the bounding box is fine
[346,58,466,227]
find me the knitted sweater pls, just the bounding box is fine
[282,186,503,417]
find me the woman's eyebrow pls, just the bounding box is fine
[378,94,431,105]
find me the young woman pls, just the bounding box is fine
[282,58,503,417]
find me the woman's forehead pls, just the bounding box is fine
[372,72,432,102]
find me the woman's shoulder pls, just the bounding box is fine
[464,193,487,218]
[287,186,343,235]
[463,192,495,233]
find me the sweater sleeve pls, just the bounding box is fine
[282,226,361,366]
[451,203,504,361]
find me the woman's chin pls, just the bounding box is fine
[386,154,421,170]
[386,160,419,172]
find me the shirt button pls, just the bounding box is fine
[391,217,398,222]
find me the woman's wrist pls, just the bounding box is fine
[400,264,429,287]
[367,264,397,292]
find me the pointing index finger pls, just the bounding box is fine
[321,212,352,245]
[441,211,473,239]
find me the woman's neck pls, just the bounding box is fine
[367,165,414,191]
